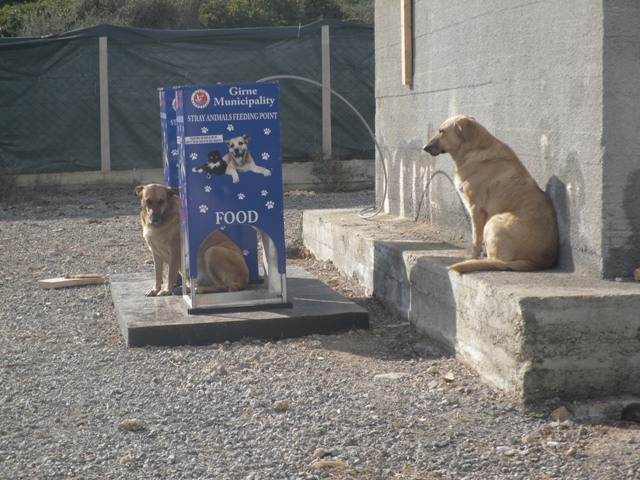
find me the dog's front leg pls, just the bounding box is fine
[163,255,181,296]
[470,207,487,258]
[252,165,271,177]
[147,253,164,296]
[226,169,240,183]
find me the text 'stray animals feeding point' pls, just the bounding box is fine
[111,81,369,346]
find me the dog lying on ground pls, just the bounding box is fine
[134,183,181,296]
[224,134,271,183]
[134,183,249,295]
[423,115,559,273]
[194,230,249,294]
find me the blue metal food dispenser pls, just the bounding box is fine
[158,87,180,188]
[174,81,288,313]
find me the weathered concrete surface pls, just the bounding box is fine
[304,208,640,404]
[374,0,640,279]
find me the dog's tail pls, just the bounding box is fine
[448,258,540,273]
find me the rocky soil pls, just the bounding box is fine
[1,185,639,479]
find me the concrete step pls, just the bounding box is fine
[303,208,640,406]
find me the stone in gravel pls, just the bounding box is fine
[274,400,290,412]
[549,406,573,422]
[119,418,145,432]
[442,371,455,382]
[118,455,133,464]
[311,460,348,469]
[495,446,518,457]
[312,447,332,459]
[373,372,412,380]
[203,362,228,379]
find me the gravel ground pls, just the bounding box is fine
[1,185,639,480]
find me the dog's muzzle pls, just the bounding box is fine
[423,142,444,156]
[148,212,162,224]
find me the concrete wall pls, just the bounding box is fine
[602,2,640,278]
[375,0,640,278]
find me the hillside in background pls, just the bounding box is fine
[0,0,374,37]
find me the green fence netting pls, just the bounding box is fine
[0,20,374,175]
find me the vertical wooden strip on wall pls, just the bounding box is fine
[401,0,414,86]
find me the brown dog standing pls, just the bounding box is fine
[423,115,559,273]
[134,184,181,296]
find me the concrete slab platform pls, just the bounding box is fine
[111,266,369,347]
[303,208,640,407]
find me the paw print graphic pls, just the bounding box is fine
[238,193,246,200]
[262,152,270,161]
[263,128,271,135]
[204,185,212,193]
[266,201,275,210]
[190,152,198,161]
[227,124,235,132]
[171,148,178,156]
[199,204,208,214]
[242,250,249,256]
[261,190,268,197]
[201,126,209,134]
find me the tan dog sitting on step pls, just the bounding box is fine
[423,115,559,273]
[134,183,249,295]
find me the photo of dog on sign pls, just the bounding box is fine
[223,134,272,183]
[191,134,272,184]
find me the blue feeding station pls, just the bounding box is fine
[172,81,288,313]
[158,88,180,188]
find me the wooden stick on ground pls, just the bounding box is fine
[38,274,107,289]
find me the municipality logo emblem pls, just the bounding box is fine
[191,89,210,109]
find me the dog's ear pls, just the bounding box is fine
[455,116,476,142]
[242,134,250,142]
[134,185,145,197]
[167,187,179,197]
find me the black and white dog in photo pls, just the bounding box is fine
[223,134,271,183]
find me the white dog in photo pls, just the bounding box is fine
[223,134,271,183]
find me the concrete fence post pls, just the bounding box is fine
[99,37,111,173]
[321,25,332,160]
